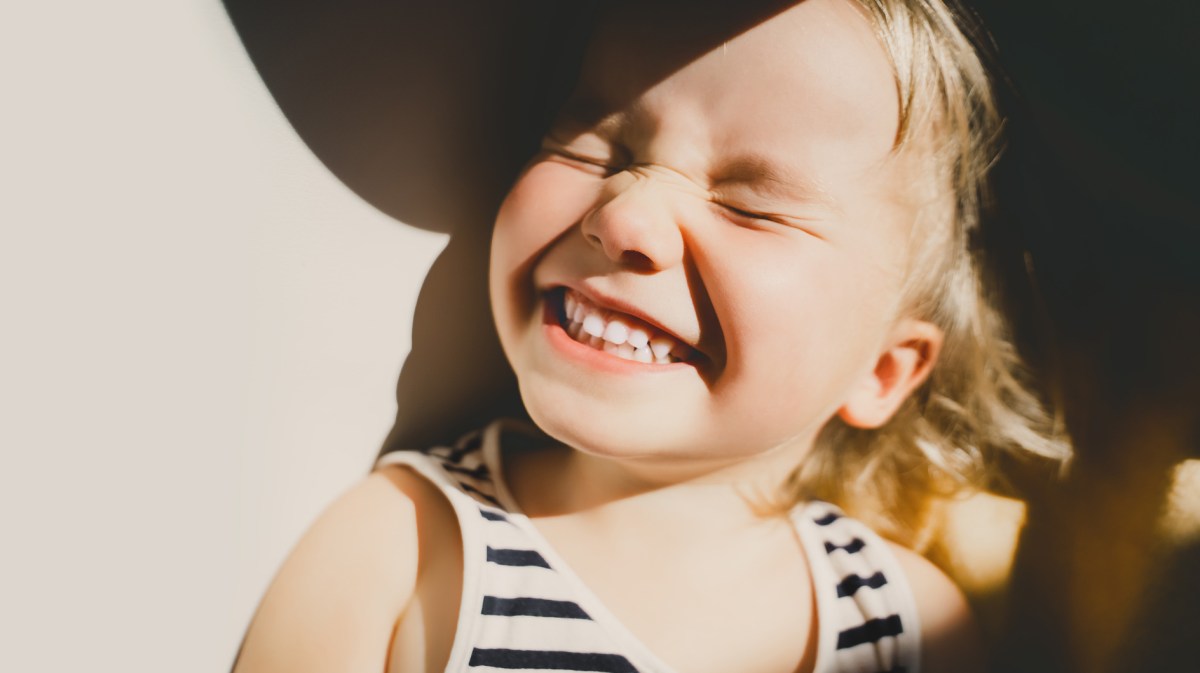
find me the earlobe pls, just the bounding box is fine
[837,320,943,429]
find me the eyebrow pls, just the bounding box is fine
[714,155,841,213]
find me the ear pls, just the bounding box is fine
[837,319,944,429]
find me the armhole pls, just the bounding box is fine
[374,451,486,673]
[791,503,922,673]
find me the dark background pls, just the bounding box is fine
[970,2,1199,671]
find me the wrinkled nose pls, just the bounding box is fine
[579,174,685,272]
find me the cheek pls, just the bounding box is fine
[490,164,596,310]
[490,162,606,358]
[709,240,894,407]
[492,162,599,266]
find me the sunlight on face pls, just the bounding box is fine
[489,0,921,468]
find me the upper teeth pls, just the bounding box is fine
[562,290,689,364]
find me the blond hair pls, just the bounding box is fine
[785,0,1071,548]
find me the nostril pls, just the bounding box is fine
[620,250,654,268]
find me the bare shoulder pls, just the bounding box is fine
[885,541,986,673]
[233,464,448,673]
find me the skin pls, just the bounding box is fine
[233,2,983,672]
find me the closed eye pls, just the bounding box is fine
[719,203,774,222]
[716,202,828,240]
[556,151,622,176]
[540,136,627,177]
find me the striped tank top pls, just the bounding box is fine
[376,420,922,673]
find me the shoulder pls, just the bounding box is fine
[884,541,986,673]
[233,463,452,673]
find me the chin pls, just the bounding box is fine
[517,375,712,463]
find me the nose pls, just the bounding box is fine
[579,173,685,271]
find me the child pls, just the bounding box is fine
[233,1,1066,672]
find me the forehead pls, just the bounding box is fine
[564,0,900,179]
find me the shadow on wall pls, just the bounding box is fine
[225,1,1200,671]
[223,0,601,449]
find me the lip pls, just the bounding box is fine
[540,294,698,374]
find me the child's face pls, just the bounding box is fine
[490,0,935,470]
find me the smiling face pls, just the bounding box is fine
[490,0,941,473]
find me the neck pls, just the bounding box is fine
[508,432,817,533]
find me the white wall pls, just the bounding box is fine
[0,2,446,671]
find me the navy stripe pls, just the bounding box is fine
[836,571,888,597]
[837,614,904,649]
[487,547,552,569]
[423,444,475,465]
[459,481,503,508]
[469,648,638,672]
[482,596,591,619]
[479,508,508,522]
[824,538,866,554]
[445,433,483,462]
[442,462,491,480]
[813,511,842,526]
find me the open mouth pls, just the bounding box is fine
[549,287,696,365]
